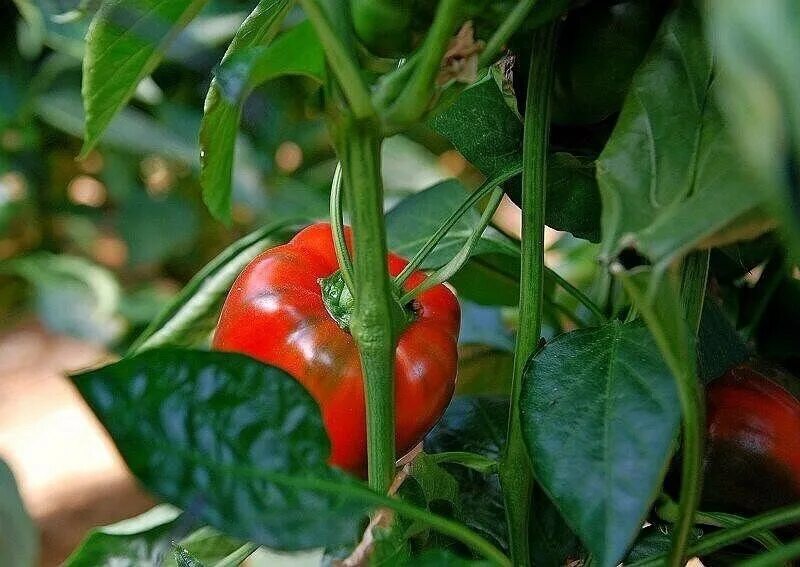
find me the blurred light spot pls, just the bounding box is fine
[67,176,106,207]
[793,266,800,280]
[232,204,255,225]
[0,239,18,259]
[275,141,303,173]
[93,236,128,268]
[1,129,23,152]
[492,195,521,239]
[79,150,104,174]
[438,150,467,177]
[0,172,27,203]
[140,156,173,195]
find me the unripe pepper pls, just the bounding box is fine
[213,223,460,475]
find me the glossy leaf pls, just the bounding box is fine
[72,349,367,550]
[520,321,680,567]
[597,3,771,267]
[81,0,209,155]
[429,70,602,241]
[63,504,183,567]
[707,0,800,260]
[128,220,297,353]
[0,459,37,567]
[200,19,324,222]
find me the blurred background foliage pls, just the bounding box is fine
[0,0,599,358]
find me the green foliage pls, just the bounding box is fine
[128,220,297,352]
[72,349,368,549]
[707,0,800,260]
[521,321,680,567]
[200,10,325,222]
[81,0,210,155]
[597,3,772,267]
[430,69,602,242]
[64,504,182,566]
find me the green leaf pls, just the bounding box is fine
[2,252,122,343]
[408,452,462,517]
[696,299,748,384]
[36,89,197,163]
[128,220,297,353]
[707,0,800,261]
[415,548,492,566]
[72,349,367,550]
[520,320,681,567]
[173,544,204,567]
[64,504,183,567]
[429,70,602,241]
[449,253,520,307]
[386,179,517,269]
[163,527,255,567]
[456,345,513,396]
[597,3,772,267]
[200,18,325,222]
[425,397,581,563]
[81,0,209,156]
[0,459,37,567]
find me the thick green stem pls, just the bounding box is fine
[500,22,557,567]
[383,0,462,127]
[300,0,374,118]
[333,117,396,493]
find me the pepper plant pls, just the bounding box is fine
[57,0,800,566]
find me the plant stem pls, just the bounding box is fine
[400,187,503,302]
[545,267,607,324]
[394,164,522,286]
[479,0,536,67]
[737,539,800,567]
[499,22,557,567]
[384,0,462,127]
[329,162,356,293]
[629,502,800,566]
[299,0,374,119]
[333,117,396,493]
[617,266,704,567]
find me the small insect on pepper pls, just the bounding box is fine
[213,223,460,475]
[703,361,800,515]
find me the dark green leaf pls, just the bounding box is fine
[81,0,209,155]
[408,452,462,517]
[449,253,520,306]
[200,19,324,222]
[521,321,680,567]
[0,459,37,567]
[429,70,602,241]
[624,524,699,563]
[425,397,581,563]
[697,299,748,384]
[707,0,800,261]
[597,3,771,267]
[128,220,297,353]
[63,504,183,567]
[386,178,517,269]
[72,349,367,550]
